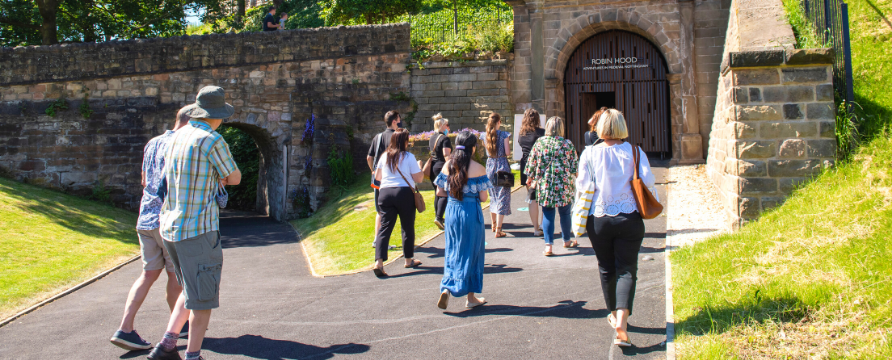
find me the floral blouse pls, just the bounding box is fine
[523,136,579,208]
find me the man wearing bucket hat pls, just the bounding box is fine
[148,86,241,360]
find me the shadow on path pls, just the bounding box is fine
[445,300,608,319]
[201,335,370,360]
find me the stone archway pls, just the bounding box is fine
[221,119,288,222]
[543,10,703,162]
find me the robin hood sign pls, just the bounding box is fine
[582,57,650,70]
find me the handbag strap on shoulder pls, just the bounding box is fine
[631,144,641,180]
[393,157,419,193]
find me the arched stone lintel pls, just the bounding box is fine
[546,13,683,82]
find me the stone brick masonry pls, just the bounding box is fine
[0,25,412,221]
[707,0,836,229]
[409,59,515,132]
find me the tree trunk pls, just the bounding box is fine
[35,0,61,45]
[236,0,246,24]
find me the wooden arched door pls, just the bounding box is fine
[563,30,670,154]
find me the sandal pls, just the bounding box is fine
[404,259,422,268]
[563,240,578,248]
[437,290,450,310]
[466,298,487,309]
[608,313,617,328]
[372,267,388,278]
[495,230,507,238]
[613,335,632,347]
[543,250,554,256]
[533,229,543,237]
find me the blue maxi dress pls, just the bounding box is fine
[434,173,493,297]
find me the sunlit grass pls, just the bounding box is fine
[672,136,892,359]
[292,170,521,276]
[0,177,139,319]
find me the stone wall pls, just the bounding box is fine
[409,59,515,132]
[707,0,836,229]
[0,24,412,220]
[505,0,730,163]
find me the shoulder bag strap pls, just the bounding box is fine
[393,156,419,193]
[632,145,641,181]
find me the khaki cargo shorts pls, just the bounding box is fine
[162,231,224,310]
[137,228,175,273]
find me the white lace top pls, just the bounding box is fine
[576,142,659,217]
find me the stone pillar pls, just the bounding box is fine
[707,49,836,229]
[530,8,545,113]
[678,0,704,163]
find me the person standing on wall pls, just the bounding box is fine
[517,108,545,237]
[576,109,658,347]
[278,12,288,30]
[434,131,490,310]
[147,86,242,360]
[366,111,401,249]
[585,107,608,146]
[524,116,579,256]
[483,112,512,238]
[110,108,191,352]
[262,6,279,31]
[371,128,424,277]
[429,113,453,230]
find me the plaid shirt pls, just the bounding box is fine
[159,120,238,242]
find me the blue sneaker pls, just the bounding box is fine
[110,329,152,351]
[179,321,189,338]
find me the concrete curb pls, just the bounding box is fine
[293,185,523,278]
[0,254,140,328]
[665,178,677,360]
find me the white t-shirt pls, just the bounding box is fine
[376,152,422,188]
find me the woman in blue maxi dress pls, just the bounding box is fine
[434,131,492,310]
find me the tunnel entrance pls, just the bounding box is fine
[216,122,286,220]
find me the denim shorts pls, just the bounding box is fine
[163,231,223,310]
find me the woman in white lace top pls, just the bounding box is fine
[575,109,658,348]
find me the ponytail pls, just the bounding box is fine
[485,112,501,158]
[448,131,478,201]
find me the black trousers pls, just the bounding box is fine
[375,187,417,261]
[432,161,447,222]
[587,212,645,315]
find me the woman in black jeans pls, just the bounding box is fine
[429,113,453,229]
[372,128,424,277]
[576,109,658,347]
[517,108,545,236]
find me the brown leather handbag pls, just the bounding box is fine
[630,145,663,219]
[394,162,426,213]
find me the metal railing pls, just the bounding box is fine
[407,6,513,44]
[802,0,855,107]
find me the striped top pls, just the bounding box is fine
[159,120,238,242]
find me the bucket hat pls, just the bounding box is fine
[182,86,235,119]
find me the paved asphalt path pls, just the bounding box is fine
[0,163,669,360]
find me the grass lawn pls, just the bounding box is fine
[292,170,521,276]
[671,135,892,358]
[0,177,139,320]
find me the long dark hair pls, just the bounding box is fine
[385,128,409,172]
[484,112,501,157]
[448,131,477,201]
[520,108,540,135]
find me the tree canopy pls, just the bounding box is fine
[0,0,230,47]
[319,0,423,25]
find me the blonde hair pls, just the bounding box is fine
[596,109,629,140]
[544,116,565,137]
[432,113,449,132]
